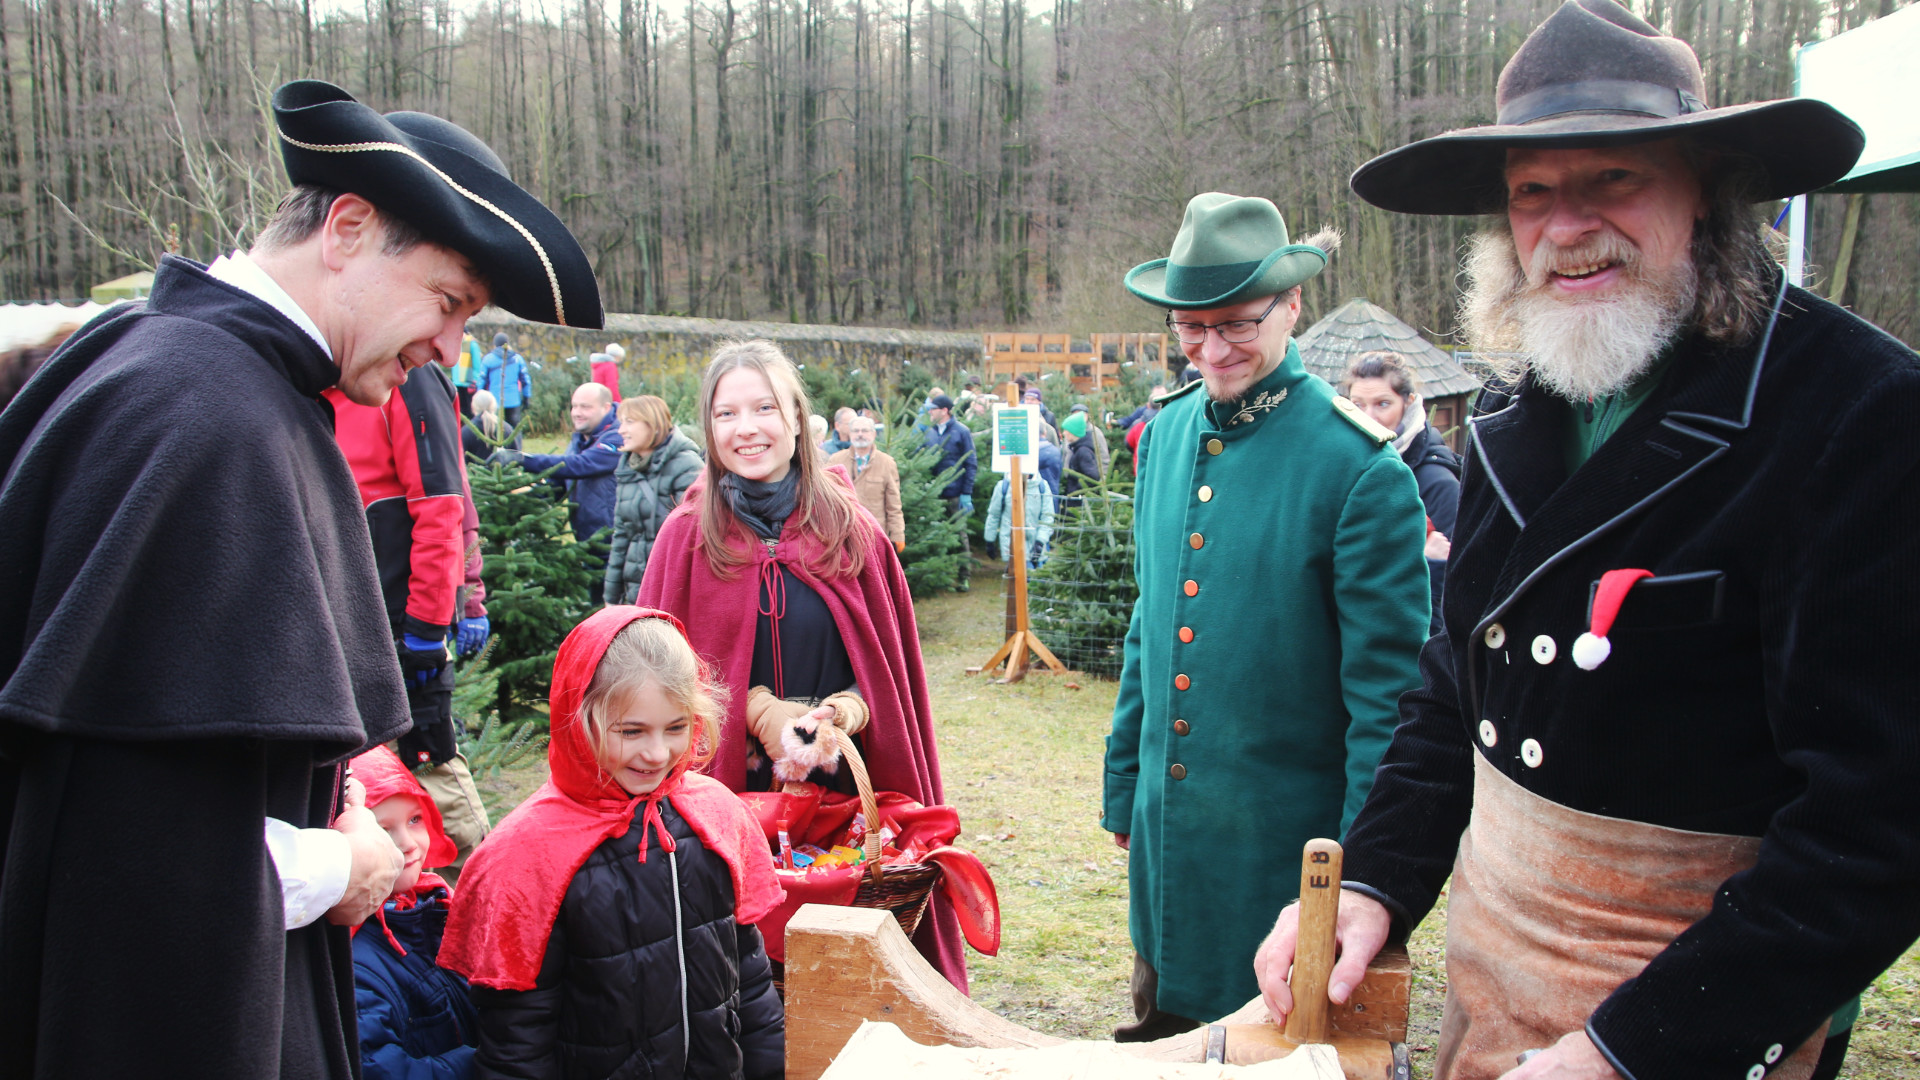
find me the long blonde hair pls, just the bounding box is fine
[696,339,868,581]
[578,617,726,774]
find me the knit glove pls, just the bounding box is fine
[820,691,870,736]
[745,686,842,782]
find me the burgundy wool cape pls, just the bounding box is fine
[637,470,968,992]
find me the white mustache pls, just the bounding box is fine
[1525,230,1642,288]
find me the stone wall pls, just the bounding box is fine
[467,309,986,375]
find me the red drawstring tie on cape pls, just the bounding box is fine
[633,790,679,864]
[757,557,787,698]
[373,905,407,956]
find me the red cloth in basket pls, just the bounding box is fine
[742,783,1000,963]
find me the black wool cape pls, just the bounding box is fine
[0,256,410,1079]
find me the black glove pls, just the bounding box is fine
[398,633,448,688]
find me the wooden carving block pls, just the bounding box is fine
[783,904,1413,1080]
[784,906,1060,1080]
[1331,942,1410,1042]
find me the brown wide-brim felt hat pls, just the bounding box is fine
[1350,0,1865,215]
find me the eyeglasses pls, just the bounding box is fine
[1166,294,1285,345]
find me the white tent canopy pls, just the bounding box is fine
[0,302,106,353]
[1787,4,1920,286]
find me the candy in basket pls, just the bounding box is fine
[739,724,1000,965]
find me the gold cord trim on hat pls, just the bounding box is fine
[275,130,568,326]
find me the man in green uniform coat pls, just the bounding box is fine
[1102,193,1431,1036]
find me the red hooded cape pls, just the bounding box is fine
[352,744,459,874]
[349,744,456,952]
[637,471,967,992]
[437,607,784,991]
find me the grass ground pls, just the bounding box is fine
[484,557,1920,1077]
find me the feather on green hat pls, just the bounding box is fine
[1124,193,1331,310]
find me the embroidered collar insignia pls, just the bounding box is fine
[1225,388,1289,428]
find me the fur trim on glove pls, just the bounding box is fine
[746,685,844,782]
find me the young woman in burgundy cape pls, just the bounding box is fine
[638,339,967,992]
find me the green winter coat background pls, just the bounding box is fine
[604,428,704,605]
[1101,342,1430,1022]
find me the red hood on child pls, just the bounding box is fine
[352,744,459,873]
[438,606,785,991]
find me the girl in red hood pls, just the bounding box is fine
[438,607,785,1080]
[638,338,968,992]
[348,744,479,1080]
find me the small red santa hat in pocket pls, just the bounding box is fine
[1573,569,1656,670]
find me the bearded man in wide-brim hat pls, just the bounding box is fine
[1102,194,1431,1037]
[1253,2,1920,1079]
[0,81,599,1077]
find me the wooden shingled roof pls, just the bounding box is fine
[1295,297,1482,398]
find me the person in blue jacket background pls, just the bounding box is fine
[919,392,977,590]
[478,332,531,447]
[500,382,624,602]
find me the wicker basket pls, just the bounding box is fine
[768,727,941,995]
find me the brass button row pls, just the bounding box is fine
[1206,438,1224,456]
[1189,532,1204,549]
[1173,718,1190,736]
[1169,763,1187,780]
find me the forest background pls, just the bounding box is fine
[4,0,1915,345]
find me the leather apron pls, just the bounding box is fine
[1435,753,1825,1080]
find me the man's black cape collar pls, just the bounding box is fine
[150,254,341,399]
[0,254,408,756]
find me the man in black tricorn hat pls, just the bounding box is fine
[1253,3,1920,1079]
[0,81,600,1077]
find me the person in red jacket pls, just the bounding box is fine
[326,361,492,874]
[592,342,625,403]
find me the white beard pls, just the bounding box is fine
[1462,227,1697,402]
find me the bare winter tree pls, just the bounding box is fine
[1,0,1912,349]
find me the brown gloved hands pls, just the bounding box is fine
[820,691,870,736]
[746,686,844,781]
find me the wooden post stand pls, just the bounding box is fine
[975,454,1068,683]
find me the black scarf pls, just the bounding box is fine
[720,469,800,540]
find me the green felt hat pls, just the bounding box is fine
[1124,193,1330,310]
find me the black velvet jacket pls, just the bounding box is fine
[1342,280,1920,1080]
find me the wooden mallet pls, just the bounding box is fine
[1193,837,1406,1079]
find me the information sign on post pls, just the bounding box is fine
[991,405,1040,476]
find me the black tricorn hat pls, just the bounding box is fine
[272,80,603,329]
[1350,0,1865,215]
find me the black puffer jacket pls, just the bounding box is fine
[469,799,783,1080]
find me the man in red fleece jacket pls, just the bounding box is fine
[326,361,492,874]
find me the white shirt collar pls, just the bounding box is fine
[205,251,332,360]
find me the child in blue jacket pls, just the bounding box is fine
[351,744,479,1080]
